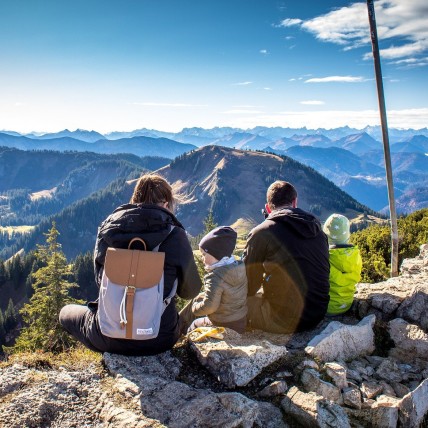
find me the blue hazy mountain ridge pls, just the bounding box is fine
[1,126,427,213]
[28,129,106,143]
[0,132,196,159]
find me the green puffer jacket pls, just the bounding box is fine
[192,260,248,323]
[327,245,362,315]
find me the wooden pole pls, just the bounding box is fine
[366,0,399,276]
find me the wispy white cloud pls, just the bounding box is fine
[390,55,428,67]
[300,100,325,105]
[280,0,428,65]
[259,49,268,54]
[14,102,27,107]
[232,81,253,86]
[288,78,296,82]
[132,102,208,107]
[222,109,264,115]
[232,105,263,108]
[305,76,365,83]
[280,18,303,27]
[263,87,272,91]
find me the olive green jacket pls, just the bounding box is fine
[327,245,362,315]
[192,261,248,323]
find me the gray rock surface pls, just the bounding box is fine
[281,386,351,427]
[301,368,342,404]
[399,378,428,428]
[388,318,428,362]
[324,362,348,389]
[188,328,287,387]
[305,315,376,362]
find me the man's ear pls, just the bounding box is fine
[292,197,297,208]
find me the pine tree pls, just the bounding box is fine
[0,309,6,344]
[4,298,17,331]
[8,223,83,353]
[203,209,218,235]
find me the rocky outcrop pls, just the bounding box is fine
[1,244,428,427]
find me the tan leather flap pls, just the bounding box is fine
[105,248,165,288]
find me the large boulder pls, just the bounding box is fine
[396,283,428,332]
[388,318,428,363]
[188,328,287,387]
[305,315,376,362]
[399,378,428,427]
[103,352,287,428]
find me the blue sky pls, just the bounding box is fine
[1,0,427,133]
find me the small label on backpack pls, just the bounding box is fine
[136,328,154,335]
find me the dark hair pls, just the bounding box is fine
[131,173,175,210]
[266,180,297,209]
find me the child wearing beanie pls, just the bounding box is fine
[179,226,248,333]
[323,214,362,315]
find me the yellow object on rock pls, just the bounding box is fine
[190,326,226,341]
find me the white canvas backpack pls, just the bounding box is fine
[97,227,176,340]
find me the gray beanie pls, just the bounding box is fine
[199,226,237,260]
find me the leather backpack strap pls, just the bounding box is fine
[125,286,136,339]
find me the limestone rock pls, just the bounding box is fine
[399,378,428,427]
[281,386,350,428]
[324,362,348,390]
[360,380,383,399]
[346,406,398,428]
[301,368,342,404]
[258,380,288,397]
[388,318,428,363]
[373,394,401,408]
[254,401,289,428]
[392,382,411,398]
[103,352,281,428]
[305,315,376,362]
[396,282,428,332]
[188,328,287,387]
[354,279,410,318]
[342,385,362,410]
[375,359,404,383]
[379,381,396,397]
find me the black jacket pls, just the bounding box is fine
[92,203,201,355]
[243,207,330,332]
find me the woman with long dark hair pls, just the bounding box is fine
[59,173,201,355]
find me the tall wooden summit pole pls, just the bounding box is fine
[366,0,399,277]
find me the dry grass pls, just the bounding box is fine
[0,345,103,372]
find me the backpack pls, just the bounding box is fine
[97,226,177,340]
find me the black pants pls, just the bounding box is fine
[59,304,179,356]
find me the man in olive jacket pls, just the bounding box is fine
[243,181,330,333]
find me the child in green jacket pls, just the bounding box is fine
[323,214,362,315]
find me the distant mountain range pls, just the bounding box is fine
[1,125,427,214]
[7,146,373,259]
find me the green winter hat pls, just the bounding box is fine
[323,214,350,245]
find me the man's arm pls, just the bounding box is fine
[243,228,268,296]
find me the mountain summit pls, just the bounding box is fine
[157,145,370,234]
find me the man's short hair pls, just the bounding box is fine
[267,181,297,209]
